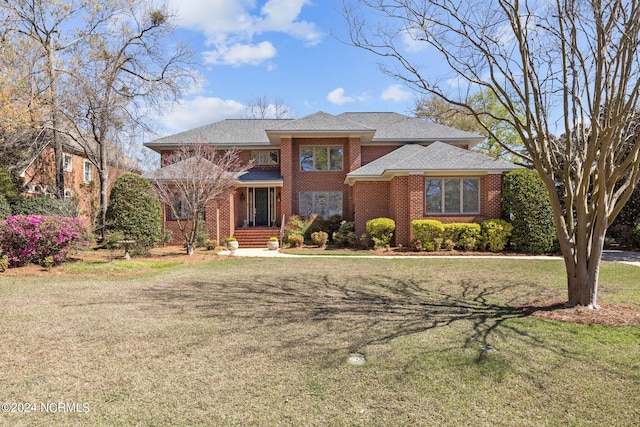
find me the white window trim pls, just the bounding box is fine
[300,146,344,172]
[298,191,343,219]
[63,153,73,172]
[83,160,93,183]
[425,177,480,214]
[251,150,279,165]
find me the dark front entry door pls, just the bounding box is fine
[255,188,269,226]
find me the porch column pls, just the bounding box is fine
[280,137,293,218]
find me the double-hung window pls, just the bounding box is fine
[300,146,343,171]
[63,153,73,172]
[425,178,480,214]
[83,160,93,183]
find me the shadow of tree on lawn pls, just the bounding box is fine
[145,271,555,365]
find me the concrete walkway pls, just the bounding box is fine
[218,247,640,267]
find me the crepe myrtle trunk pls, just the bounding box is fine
[552,188,609,309]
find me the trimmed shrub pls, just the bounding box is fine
[0,215,89,267]
[332,220,356,247]
[630,224,640,249]
[0,195,10,220]
[502,169,556,253]
[0,254,8,272]
[311,231,329,247]
[366,217,395,249]
[105,174,162,255]
[287,233,304,248]
[10,196,78,217]
[443,223,481,250]
[479,219,514,252]
[412,219,444,251]
[284,215,314,245]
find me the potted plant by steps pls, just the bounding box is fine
[226,237,239,252]
[267,236,279,250]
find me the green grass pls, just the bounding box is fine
[0,257,638,426]
[61,259,180,275]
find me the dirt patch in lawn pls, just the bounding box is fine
[521,300,640,326]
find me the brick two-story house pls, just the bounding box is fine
[144,111,520,247]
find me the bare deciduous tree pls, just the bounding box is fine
[346,0,640,308]
[62,0,193,235]
[244,95,293,119]
[146,145,251,255]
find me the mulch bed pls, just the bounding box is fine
[521,300,640,326]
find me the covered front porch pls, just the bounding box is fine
[234,169,283,229]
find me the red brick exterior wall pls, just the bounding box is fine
[353,181,390,237]
[286,137,351,217]
[361,146,398,165]
[156,136,508,248]
[163,194,233,246]
[353,173,506,246]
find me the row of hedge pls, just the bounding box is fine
[0,194,78,221]
[411,219,513,252]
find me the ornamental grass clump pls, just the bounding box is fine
[0,215,90,267]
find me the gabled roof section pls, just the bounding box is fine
[345,141,521,184]
[267,111,374,133]
[145,119,289,151]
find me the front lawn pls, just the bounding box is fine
[1,257,639,426]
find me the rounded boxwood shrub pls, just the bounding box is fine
[502,169,556,254]
[411,219,444,251]
[366,217,395,249]
[443,223,481,251]
[105,174,162,254]
[479,219,513,252]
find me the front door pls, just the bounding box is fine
[254,188,269,226]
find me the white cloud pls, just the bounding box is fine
[168,0,322,67]
[327,88,354,105]
[381,84,412,102]
[160,96,246,133]
[204,41,277,66]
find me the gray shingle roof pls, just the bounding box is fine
[346,141,521,182]
[267,111,373,132]
[146,119,289,148]
[144,111,485,151]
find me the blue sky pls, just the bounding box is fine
[157,0,421,135]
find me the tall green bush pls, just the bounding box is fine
[0,195,10,220]
[105,174,162,254]
[10,196,78,217]
[629,224,640,249]
[366,217,395,249]
[502,169,556,254]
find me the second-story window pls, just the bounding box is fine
[83,160,93,183]
[300,146,343,171]
[63,153,73,172]
[251,150,279,165]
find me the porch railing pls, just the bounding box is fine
[279,214,285,245]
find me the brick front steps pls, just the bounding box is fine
[233,227,280,248]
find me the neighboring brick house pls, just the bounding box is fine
[144,111,520,247]
[19,139,140,225]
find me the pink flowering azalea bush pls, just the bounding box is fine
[0,215,90,267]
